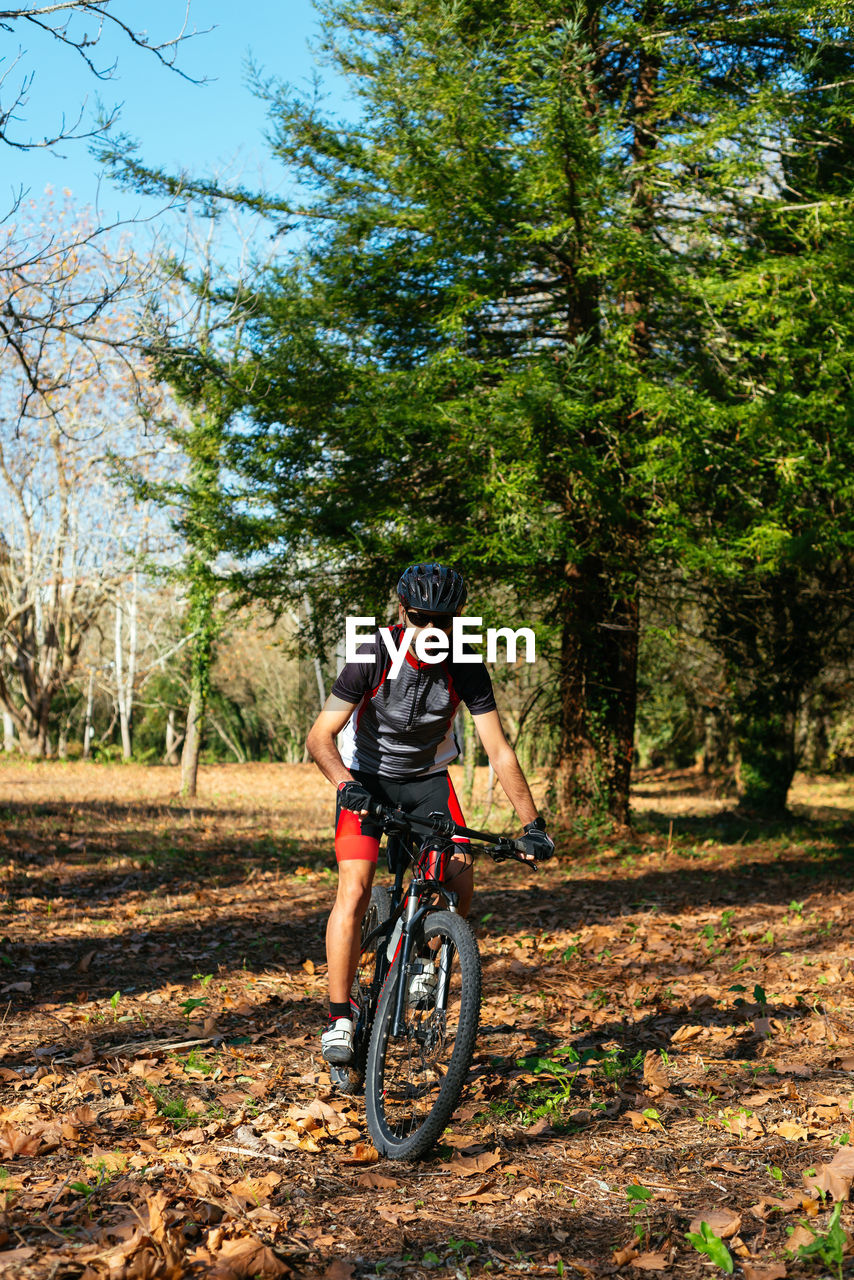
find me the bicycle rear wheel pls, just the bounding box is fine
[365,909,481,1160]
[332,885,391,1096]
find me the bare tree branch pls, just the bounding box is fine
[0,1,208,150]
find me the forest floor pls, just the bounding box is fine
[1,760,854,1280]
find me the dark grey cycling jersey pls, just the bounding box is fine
[332,625,496,777]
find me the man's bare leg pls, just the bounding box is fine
[326,859,376,1003]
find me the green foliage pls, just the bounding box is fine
[145,1083,191,1122]
[788,1203,846,1280]
[179,996,208,1017]
[684,1222,734,1274]
[106,0,854,812]
[626,1184,654,1205]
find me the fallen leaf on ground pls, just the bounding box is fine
[456,1178,508,1203]
[338,1142,378,1165]
[0,1125,41,1158]
[786,1224,816,1251]
[670,1024,703,1043]
[376,1205,417,1225]
[750,1195,803,1219]
[706,1159,748,1174]
[643,1050,668,1095]
[774,1061,812,1078]
[228,1173,282,1204]
[312,1262,356,1280]
[355,1171,398,1189]
[213,1235,289,1277]
[742,1265,787,1280]
[688,1210,742,1239]
[632,1251,668,1270]
[445,1148,502,1176]
[625,1111,664,1133]
[803,1146,854,1201]
[775,1121,808,1141]
[0,1246,35,1265]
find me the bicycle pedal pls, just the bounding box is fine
[329,1065,365,1097]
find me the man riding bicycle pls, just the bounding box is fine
[306,562,555,1067]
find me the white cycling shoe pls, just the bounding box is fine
[321,1017,354,1065]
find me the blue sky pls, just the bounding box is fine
[8,0,347,227]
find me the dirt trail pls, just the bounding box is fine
[1,761,853,1278]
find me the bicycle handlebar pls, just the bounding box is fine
[367,800,535,866]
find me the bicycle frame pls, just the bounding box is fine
[358,805,529,1039]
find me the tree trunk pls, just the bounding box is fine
[555,561,639,826]
[181,561,217,799]
[115,579,137,760]
[82,668,95,760]
[125,571,138,756]
[181,683,204,798]
[3,709,15,753]
[164,708,183,765]
[302,594,326,711]
[17,701,51,757]
[734,692,797,816]
[701,705,731,777]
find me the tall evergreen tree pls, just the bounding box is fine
[644,24,854,813]
[106,0,853,821]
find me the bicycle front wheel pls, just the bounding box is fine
[365,909,481,1160]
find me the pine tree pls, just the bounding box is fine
[106,0,854,820]
[643,21,854,812]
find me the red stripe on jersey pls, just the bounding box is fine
[444,663,461,713]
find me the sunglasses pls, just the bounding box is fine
[405,610,455,630]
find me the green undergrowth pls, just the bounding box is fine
[483,1043,644,1131]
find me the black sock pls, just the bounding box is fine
[329,1002,351,1021]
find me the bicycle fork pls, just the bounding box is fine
[391,886,440,1038]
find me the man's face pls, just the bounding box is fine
[398,601,456,638]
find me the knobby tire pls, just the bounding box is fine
[365,909,481,1160]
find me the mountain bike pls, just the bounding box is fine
[328,800,535,1161]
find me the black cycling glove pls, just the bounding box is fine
[519,815,555,862]
[338,780,374,814]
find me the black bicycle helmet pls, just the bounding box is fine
[397,562,467,614]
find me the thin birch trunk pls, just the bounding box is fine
[82,668,95,759]
[302,594,326,710]
[124,569,138,758]
[181,683,203,798]
[115,597,130,757]
[115,571,138,760]
[3,709,15,753]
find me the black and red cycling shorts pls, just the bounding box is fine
[334,769,468,865]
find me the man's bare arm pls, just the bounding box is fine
[472,709,539,827]
[306,694,360,787]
